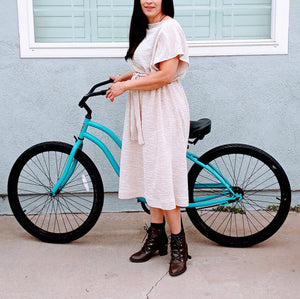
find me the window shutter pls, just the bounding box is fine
[93,0,133,42]
[33,0,133,43]
[217,0,272,40]
[175,0,216,40]
[174,0,272,40]
[33,0,91,42]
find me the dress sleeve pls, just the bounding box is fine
[152,19,189,78]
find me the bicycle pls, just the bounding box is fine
[7,80,291,247]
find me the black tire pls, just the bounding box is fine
[7,142,104,243]
[187,144,291,247]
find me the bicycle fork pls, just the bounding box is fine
[50,139,83,196]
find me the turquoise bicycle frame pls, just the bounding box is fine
[50,118,242,208]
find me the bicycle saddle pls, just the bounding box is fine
[189,118,211,140]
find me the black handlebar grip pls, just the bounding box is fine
[79,79,113,107]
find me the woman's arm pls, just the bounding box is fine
[106,57,179,102]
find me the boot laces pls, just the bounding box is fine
[141,224,156,252]
[170,236,184,262]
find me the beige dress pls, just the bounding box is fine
[118,18,190,210]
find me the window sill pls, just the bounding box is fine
[19,39,287,58]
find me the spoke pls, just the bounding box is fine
[219,211,233,235]
[21,166,50,192]
[59,193,92,213]
[62,191,94,205]
[64,180,92,191]
[243,165,270,190]
[197,172,219,184]
[21,194,51,212]
[236,154,245,185]
[41,152,53,187]
[34,153,53,187]
[30,195,52,227]
[232,202,240,237]
[57,201,74,232]
[243,195,280,206]
[57,196,86,224]
[19,173,49,189]
[227,154,237,185]
[20,193,49,204]
[241,156,253,189]
[213,210,231,233]
[240,200,254,234]
[244,210,265,230]
[222,155,236,185]
[46,198,55,232]
[244,197,276,219]
[246,181,279,198]
[242,158,260,189]
[203,209,223,226]
[53,198,60,233]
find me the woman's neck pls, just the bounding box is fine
[148,13,166,24]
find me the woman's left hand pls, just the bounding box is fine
[106,82,127,102]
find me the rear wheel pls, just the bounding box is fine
[187,144,291,247]
[8,142,104,243]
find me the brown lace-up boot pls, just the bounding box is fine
[169,231,191,276]
[129,224,168,263]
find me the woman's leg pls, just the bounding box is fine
[149,207,164,224]
[163,206,181,234]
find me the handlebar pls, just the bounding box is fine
[78,79,113,119]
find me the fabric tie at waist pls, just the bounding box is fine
[129,72,147,145]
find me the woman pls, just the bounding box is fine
[106,0,190,276]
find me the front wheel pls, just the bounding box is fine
[187,144,291,247]
[7,142,104,243]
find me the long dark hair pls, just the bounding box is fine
[125,0,174,60]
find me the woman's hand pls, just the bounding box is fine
[106,82,127,102]
[110,72,133,83]
[110,74,123,83]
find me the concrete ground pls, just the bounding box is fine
[0,212,299,299]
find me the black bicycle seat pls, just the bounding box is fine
[189,118,211,140]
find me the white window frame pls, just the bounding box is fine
[17,0,289,58]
